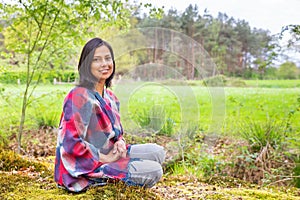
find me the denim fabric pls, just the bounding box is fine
[125,143,165,188]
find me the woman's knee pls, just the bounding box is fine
[129,143,166,164]
[126,160,163,188]
[151,144,166,164]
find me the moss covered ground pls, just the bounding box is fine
[0,148,299,200]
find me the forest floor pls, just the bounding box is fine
[1,128,300,200]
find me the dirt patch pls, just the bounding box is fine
[8,127,57,157]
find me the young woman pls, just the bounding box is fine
[54,37,165,192]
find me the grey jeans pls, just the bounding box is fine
[125,143,166,188]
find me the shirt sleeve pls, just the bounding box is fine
[59,88,102,178]
[106,89,124,141]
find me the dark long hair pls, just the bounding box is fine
[77,37,115,89]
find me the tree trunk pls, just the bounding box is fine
[17,85,28,154]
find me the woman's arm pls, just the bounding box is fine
[59,88,102,177]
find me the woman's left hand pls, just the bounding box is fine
[113,139,127,158]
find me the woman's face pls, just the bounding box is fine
[91,45,114,83]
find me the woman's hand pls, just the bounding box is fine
[99,139,127,163]
[113,139,127,158]
[99,149,122,163]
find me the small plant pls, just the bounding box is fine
[30,90,65,128]
[234,105,300,186]
[227,95,244,118]
[131,104,176,135]
[239,118,287,152]
[293,156,300,188]
[168,161,203,177]
[147,104,165,132]
[131,107,150,128]
[35,111,60,128]
[167,141,226,178]
[169,125,228,178]
[175,123,199,164]
[160,118,175,136]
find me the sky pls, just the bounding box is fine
[139,0,300,36]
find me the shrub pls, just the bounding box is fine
[228,79,247,87]
[239,118,287,152]
[158,79,188,86]
[0,71,27,84]
[202,75,226,87]
[202,76,248,87]
[0,70,77,84]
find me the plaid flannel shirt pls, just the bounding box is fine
[54,87,129,192]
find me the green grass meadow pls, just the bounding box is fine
[0,80,299,141]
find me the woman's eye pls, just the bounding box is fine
[93,57,112,63]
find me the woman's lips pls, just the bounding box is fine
[99,69,109,73]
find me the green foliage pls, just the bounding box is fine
[232,142,298,187]
[160,118,175,136]
[137,6,277,78]
[277,61,299,79]
[202,75,247,87]
[158,79,190,86]
[0,0,134,152]
[1,81,299,141]
[232,104,300,186]
[0,82,299,189]
[238,96,299,152]
[0,70,76,84]
[35,111,60,128]
[202,75,226,87]
[126,84,181,136]
[130,104,175,136]
[167,146,227,179]
[0,2,291,80]
[181,141,227,178]
[281,24,300,49]
[146,105,166,132]
[131,107,151,128]
[293,157,300,188]
[143,3,164,19]
[166,125,227,178]
[245,79,300,88]
[0,71,27,84]
[239,118,288,152]
[228,79,247,87]
[30,89,65,128]
[168,162,203,177]
[0,86,22,138]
